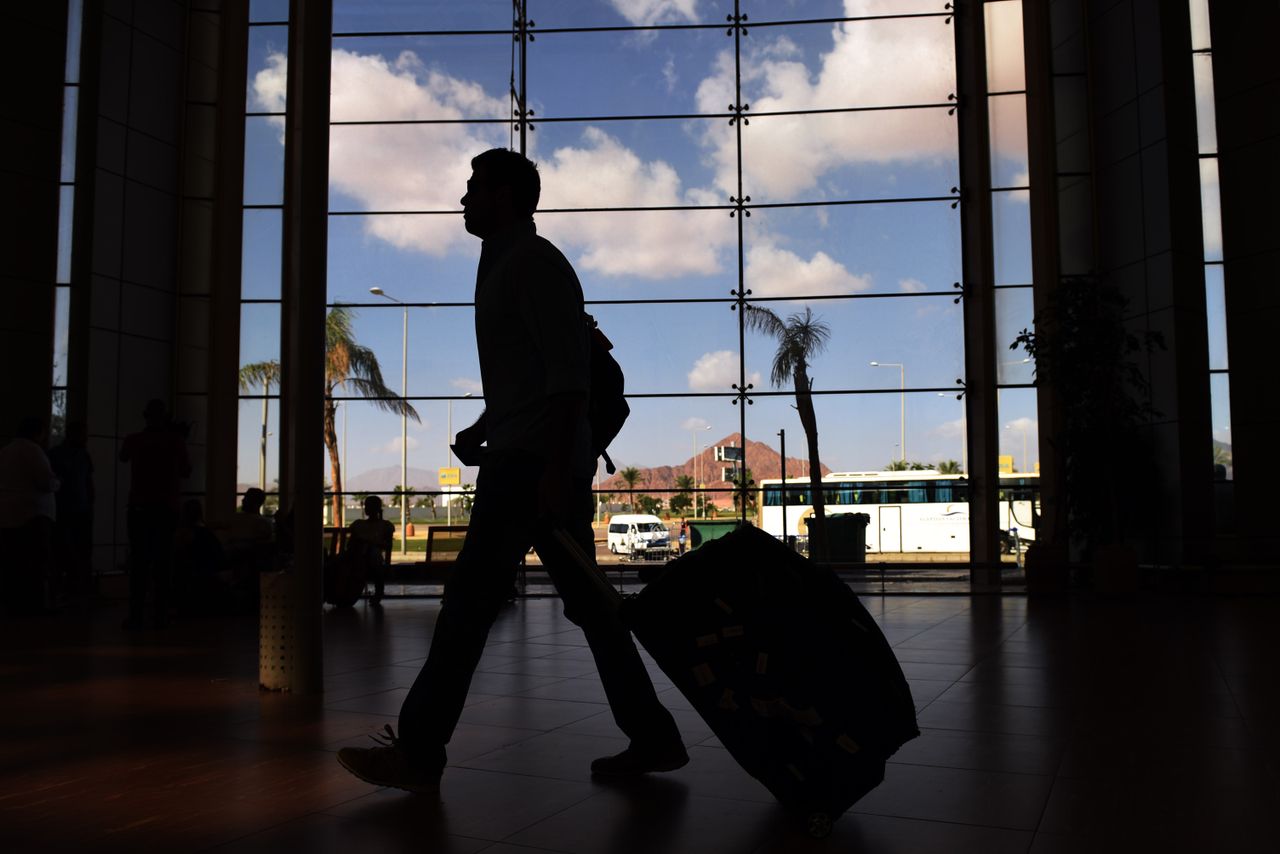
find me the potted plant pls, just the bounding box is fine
[1011,275,1164,593]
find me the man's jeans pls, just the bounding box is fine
[398,452,680,772]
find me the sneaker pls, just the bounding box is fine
[590,741,689,777]
[337,725,441,794]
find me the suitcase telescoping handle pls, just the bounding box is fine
[544,527,623,612]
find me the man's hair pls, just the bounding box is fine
[471,148,540,217]
[242,488,266,511]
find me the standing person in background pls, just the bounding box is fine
[0,416,60,614]
[337,148,686,795]
[49,420,95,603]
[120,399,191,630]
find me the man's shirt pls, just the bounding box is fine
[474,221,593,476]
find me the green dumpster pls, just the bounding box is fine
[687,519,739,550]
[804,513,869,562]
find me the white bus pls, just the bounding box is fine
[756,471,1039,554]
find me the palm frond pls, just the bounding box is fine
[238,360,280,392]
[341,377,421,421]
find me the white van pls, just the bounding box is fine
[606,514,672,558]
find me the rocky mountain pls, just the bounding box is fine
[600,433,829,503]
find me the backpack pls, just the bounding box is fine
[586,313,629,474]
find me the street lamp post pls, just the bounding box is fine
[939,392,967,473]
[371,286,409,555]
[1005,422,1030,473]
[687,423,710,518]
[446,392,472,526]
[870,361,906,462]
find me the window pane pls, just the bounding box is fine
[325,303,480,399]
[250,0,289,23]
[1192,53,1217,154]
[1200,158,1222,262]
[239,302,280,369]
[53,286,70,387]
[328,124,508,213]
[744,202,962,298]
[530,28,729,118]
[744,296,964,392]
[244,115,285,205]
[242,209,282,299]
[65,0,84,82]
[538,208,738,301]
[247,26,288,112]
[984,0,1025,92]
[61,87,78,182]
[332,0,509,33]
[1188,0,1212,51]
[330,35,516,123]
[1205,265,1227,371]
[995,287,1035,384]
[988,92,1028,188]
[998,386,1038,474]
[592,302,740,397]
[327,214,474,302]
[991,189,1032,284]
[57,186,75,283]
[237,395,280,494]
[1210,373,1231,479]
[743,108,958,204]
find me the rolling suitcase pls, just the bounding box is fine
[619,523,919,837]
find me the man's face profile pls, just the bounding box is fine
[461,167,505,239]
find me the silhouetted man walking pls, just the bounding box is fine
[338,148,686,793]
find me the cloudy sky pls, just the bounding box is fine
[235,0,1122,489]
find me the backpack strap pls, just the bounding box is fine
[601,449,617,475]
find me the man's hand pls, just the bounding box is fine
[453,414,487,466]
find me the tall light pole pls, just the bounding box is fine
[341,399,347,526]
[446,391,472,526]
[370,286,408,555]
[1005,422,1030,473]
[687,423,710,518]
[939,392,967,473]
[870,361,906,462]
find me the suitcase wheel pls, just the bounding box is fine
[806,812,833,839]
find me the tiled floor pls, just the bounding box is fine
[1,592,1277,852]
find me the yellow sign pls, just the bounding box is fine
[998,455,1014,474]
[438,467,461,485]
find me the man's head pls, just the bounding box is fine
[363,495,383,518]
[242,488,266,515]
[143,398,168,428]
[461,148,540,239]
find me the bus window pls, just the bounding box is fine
[906,481,928,503]
[935,481,952,502]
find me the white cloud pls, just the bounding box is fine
[695,0,1026,199]
[745,243,871,298]
[254,49,507,259]
[1005,417,1037,432]
[933,417,965,439]
[687,351,760,392]
[607,0,699,26]
[450,377,483,396]
[537,127,732,278]
[662,57,678,92]
[680,416,711,431]
[898,277,928,293]
[379,435,421,454]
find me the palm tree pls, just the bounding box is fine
[238,360,281,491]
[417,493,437,519]
[937,459,963,475]
[670,474,695,516]
[324,306,419,525]
[618,466,642,511]
[744,305,831,559]
[239,308,418,525]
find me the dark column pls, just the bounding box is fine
[1209,1,1280,563]
[277,0,331,693]
[0,1,67,441]
[954,0,1000,585]
[205,0,249,527]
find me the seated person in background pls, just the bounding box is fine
[347,495,394,604]
[220,488,275,601]
[172,498,230,614]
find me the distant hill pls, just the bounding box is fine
[601,433,829,507]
